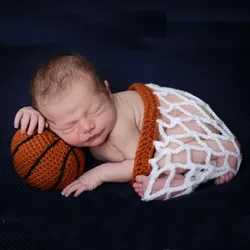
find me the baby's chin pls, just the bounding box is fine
[65,140,99,148]
[80,135,106,147]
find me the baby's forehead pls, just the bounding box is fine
[91,90,108,101]
[74,74,100,91]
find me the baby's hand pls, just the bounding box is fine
[14,106,48,135]
[61,167,104,197]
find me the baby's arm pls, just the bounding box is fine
[61,160,134,197]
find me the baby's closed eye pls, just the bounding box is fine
[59,123,76,134]
[65,123,76,130]
[88,105,104,116]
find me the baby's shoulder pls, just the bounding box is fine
[115,90,144,132]
[115,89,142,104]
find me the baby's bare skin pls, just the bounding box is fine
[61,89,144,197]
[90,90,143,162]
[14,79,240,199]
[60,84,239,198]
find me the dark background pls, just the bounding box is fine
[0,1,250,249]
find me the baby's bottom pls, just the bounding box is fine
[133,138,241,200]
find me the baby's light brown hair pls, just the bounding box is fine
[30,53,107,109]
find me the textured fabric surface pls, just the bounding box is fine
[11,129,85,191]
[1,1,250,250]
[143,83,242,201]
[128,83,160,184]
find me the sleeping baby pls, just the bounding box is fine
[14,53,242,201]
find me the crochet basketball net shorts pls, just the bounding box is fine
[129,83,242,201]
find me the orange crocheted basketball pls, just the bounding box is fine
[11,129,86,191]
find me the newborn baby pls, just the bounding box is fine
[14,53,242,201]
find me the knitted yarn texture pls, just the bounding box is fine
[128,83,160,184]
[130,83,242,201]
[11,129,86,190]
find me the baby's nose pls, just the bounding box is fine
[80,119,95,133]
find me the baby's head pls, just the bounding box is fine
[30,53,117,147]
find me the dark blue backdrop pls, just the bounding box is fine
[1,1,250,250]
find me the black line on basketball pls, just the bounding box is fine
[52,147,74,190]
[24,139,60,179]
[12,133,38,158]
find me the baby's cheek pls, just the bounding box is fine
[99,112,113,127]
[60,133,80,147]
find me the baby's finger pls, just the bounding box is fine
[61,181,76,194]
[62,181,81,197]
[74,184,89,197]
[20,113,31,133]
[27,115,38,135]
[14,110,24,128]
[37,116,45,134]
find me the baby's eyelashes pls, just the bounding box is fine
[51,123,76,134]
[88,106,103,116]
[62,124,76,132]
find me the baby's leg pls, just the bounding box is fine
[159,102,241,184]
[134,174,185,200]
[165,139,240,185]
[204,139,241,185]
[157,140,208,176]
[134,140,209,200]
[133,138,240,200]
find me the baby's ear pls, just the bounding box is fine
[104,80,111,95]
[104,80,109,89]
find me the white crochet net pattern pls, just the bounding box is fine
[143,83,242,201]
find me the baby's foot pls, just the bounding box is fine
[133,174,185,200]
[214,171,235,185]
[214,140,241,185]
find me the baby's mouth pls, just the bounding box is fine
[85,131,102,143]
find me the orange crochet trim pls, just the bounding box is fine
[128,83,160,184]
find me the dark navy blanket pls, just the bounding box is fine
[1,1,249,249]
